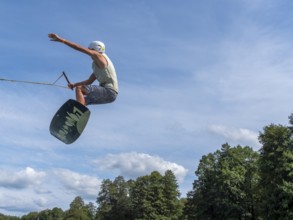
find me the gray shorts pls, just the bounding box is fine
[83,85,117,105]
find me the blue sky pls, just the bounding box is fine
[1,0,293,216]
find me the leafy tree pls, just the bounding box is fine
[258,123,293,219]
[96,176,132,220]
[96,179,113,219]
[35,207,64,220]
[241,148,261,219]
[51,207,64,220]
[0,213,20,220]
[20,212,38,220]
[64,196,91,220]
[218,144,260,219]
[130,171,183,220]
[185,150,221,220]
[85,202,96,220]
[131,171,166,220]
[38,209,52,220]
[185,144,260,220]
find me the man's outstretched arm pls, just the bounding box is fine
[48,33,106,68]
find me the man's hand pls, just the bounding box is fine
[68,83,75,90]
[48,33,64,43]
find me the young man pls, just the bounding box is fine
[48,33,118,106]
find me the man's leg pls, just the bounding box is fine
[75,85,87,106]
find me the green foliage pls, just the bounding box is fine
[0,213,20,220]
[258,123,293,219]
[96,176,132,220]
[162,170,182,218]
[184,144,260,220]
[31,207,64,220]
[131,171,165,219]
[184,113,293,220]
[130,171,182,220]
[17,208,64,220]
[96,171,183,220]
[20,212,38,220]
[1,171,182,220]
[64,196,93,220]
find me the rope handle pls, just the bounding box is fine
[62,71,71,84]
[0,72,71,90]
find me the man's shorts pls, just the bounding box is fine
[83,85,117,105]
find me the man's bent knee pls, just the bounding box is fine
[75,85,82,91]
[75,85,87,94]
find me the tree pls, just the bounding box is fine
[129,175,151,219]
[51,207,64,220]
[162,170,183,219]
[148,171,165,218]
[96,176,132,220]
[0,213,20,220]
[184,144,260,220]
[185,150,221,220]
[64,196,91,220]
[20,212,38,220]
[38,209,52,220]
[218,144,260,219]
[130,171,167,220]
[96,179,113,219]
[130,171,183,220]
[85,202,96,220]
[258,123,293,219]
[37,208,64,220]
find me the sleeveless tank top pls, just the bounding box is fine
[92,54,118,93]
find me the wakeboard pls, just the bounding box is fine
[50,99,90,144]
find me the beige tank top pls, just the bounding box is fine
[92,54,118,93]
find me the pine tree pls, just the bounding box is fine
[162,170,182,219]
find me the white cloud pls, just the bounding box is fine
[94,152,188,182]
[209,125,260,148]
[0,167,50,215]
[0,192,45,214]
[54,169,102,199]
[0,167,101,216]
[0,167,46,189]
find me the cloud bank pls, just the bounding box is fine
[53,169,102,200]
[0,167,46,189]
[94,152,188,182]
[209,125,260,148]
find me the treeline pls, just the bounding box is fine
[184,115,293,220]
[0,171,183,220]
[1,114,293,220]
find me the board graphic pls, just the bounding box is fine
[50,99,90,144]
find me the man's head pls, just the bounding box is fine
[88,41,105,53]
